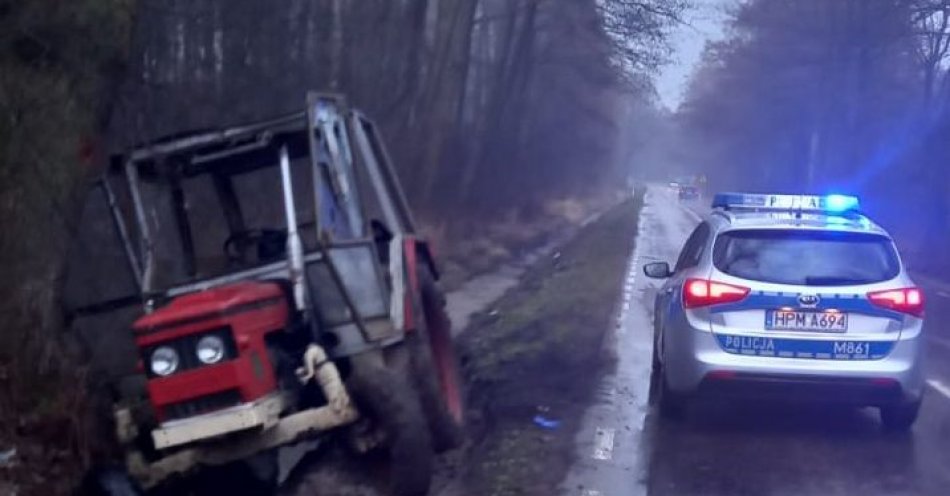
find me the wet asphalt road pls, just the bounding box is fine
[560,186,950,496]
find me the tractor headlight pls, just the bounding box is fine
[150,347,179,377]
[196,335,226,364]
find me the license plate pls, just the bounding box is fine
[765,310,848,332]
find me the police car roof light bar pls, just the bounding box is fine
[711,193,861,214]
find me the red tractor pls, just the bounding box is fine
[69,94,465,495]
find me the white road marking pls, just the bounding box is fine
[614,256,638,338]
[582,490,603,496]
[592,427,616,461]
[938,290,950,299]
[927,378,950,399]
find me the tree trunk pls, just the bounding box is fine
[417,0,480,206]
[330,0,344,90]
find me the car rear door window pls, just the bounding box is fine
[675,222,711,272]
[713,229,900,286]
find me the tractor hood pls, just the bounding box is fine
[133,282,286,334]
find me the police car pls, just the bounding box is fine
[643,193,924,430]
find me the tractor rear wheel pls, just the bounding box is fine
[410,269,466,452]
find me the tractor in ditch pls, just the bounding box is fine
[68,93,465,495]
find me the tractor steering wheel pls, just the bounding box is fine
[223,230,260,263]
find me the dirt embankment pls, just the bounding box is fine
[421,194,628,293]
[450,191,644,496]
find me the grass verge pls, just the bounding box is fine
[456,190,644,496]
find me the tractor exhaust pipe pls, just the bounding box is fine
[279,144,307,311]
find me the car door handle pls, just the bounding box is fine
[663,288,674,295]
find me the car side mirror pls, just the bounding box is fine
[643,262,672,279]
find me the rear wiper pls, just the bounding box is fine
[804,276,868,286]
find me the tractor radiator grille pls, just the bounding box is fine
[164,389,243,421]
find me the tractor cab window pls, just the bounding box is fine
[123,138,323,292]
[305,107,391,328]
[310,102,366,242]
[312,142,357,240]
[306,244,390,327]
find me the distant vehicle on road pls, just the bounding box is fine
[643,193,924,430]
[678,184,700,201]
[670,174,704,201]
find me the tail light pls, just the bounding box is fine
[867,287,924,317]
[684,279,751,308]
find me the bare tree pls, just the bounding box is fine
[910,0,950,106]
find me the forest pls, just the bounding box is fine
[678,0,950,268]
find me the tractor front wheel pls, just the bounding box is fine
[346,358,434,496]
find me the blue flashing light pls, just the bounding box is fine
[823,194,860,213]
[712,193,861,213]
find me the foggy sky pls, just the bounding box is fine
[656,0,732,110]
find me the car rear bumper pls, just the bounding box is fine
[664,324,924,406]
[695,373,907,406]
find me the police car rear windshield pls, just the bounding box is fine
[713,229,900,286]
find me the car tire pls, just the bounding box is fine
[657,369,687,421]
[648,331,662,405]
[651,317,685,420]
[347,359,434,496]
[410,269,466,452]
[880,399,921,432]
